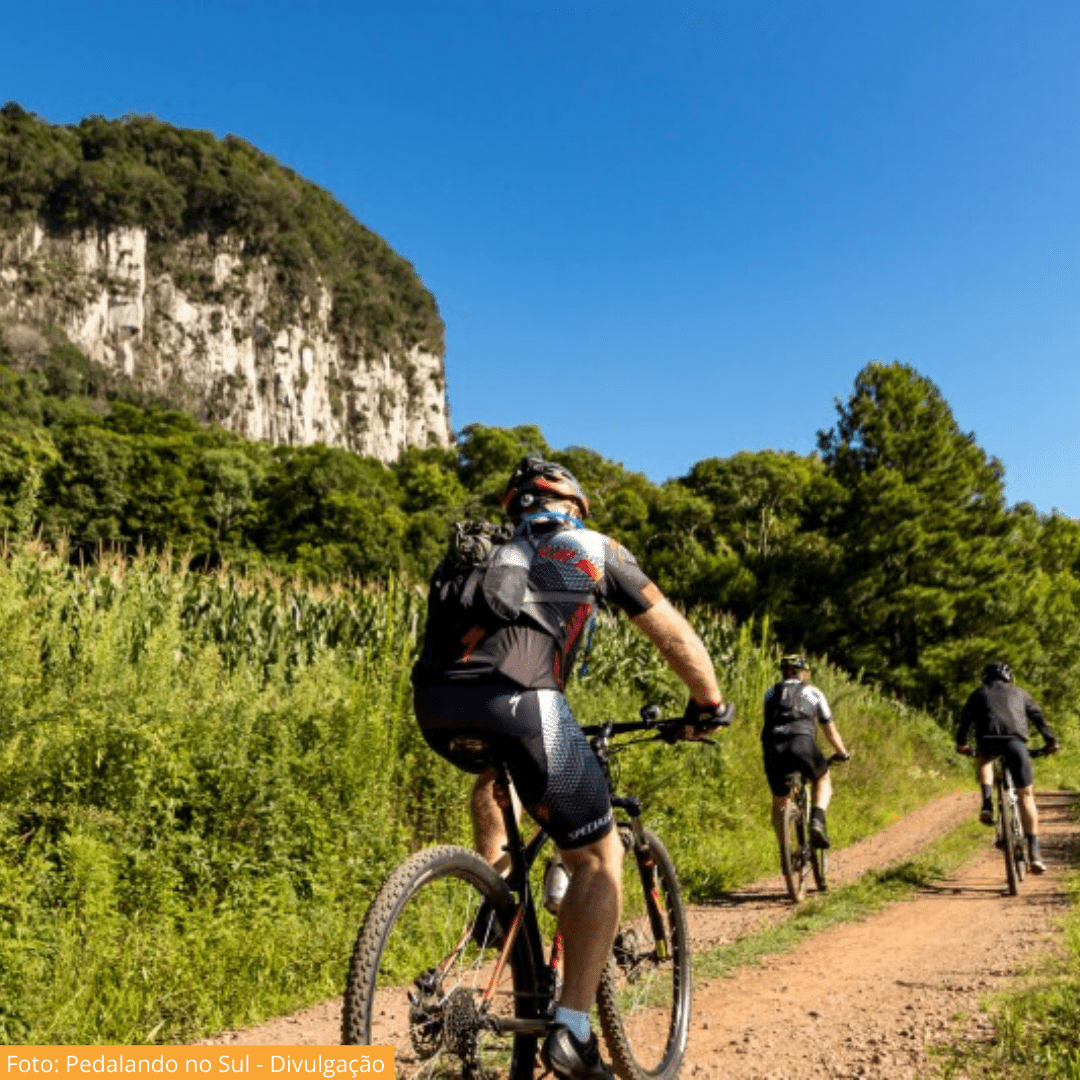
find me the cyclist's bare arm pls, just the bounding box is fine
[821,720,850,759]
[630,595,722,706]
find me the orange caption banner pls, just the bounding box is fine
[0,1049,393,1079]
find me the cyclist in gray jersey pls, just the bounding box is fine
[762,655,850,850]
[412,457,733,1080]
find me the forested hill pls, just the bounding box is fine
[0,104,451,460]
[1,336,1079,725]
[0,103,443,355]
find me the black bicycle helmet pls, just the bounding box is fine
[780,654,809,672]
[501,457,591,520]
[982,662,1013,684]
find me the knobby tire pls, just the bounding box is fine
[597,827,691,1080]
[780,802,807,903]
[810,842,828,894]
[342,845,539,1080]
[998,780,1020,896]
[1008,791,1027,885]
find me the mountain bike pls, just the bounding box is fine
[341,704,731,1080]
[779,753,848,903]
[960,743,1052,896]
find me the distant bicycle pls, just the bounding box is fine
[959,743,1053,895]
[779,754,848,902]
[341,703,730,1080]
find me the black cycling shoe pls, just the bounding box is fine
[979,805,994,826]
[541,1026,613,1080]
[810,812,830,850]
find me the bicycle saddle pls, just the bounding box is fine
[447,735,500,770]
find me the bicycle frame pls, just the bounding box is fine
[461,709,700,1036]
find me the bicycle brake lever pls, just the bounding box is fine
[657,725,681,745]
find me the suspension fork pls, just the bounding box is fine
[614,795,669,959]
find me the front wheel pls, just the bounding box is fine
[341,845,539,1080]
[597,826,691,1080]
[780,804,807,903]
[810,843,828,894]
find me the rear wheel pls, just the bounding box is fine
[1008,793,1027,883]
[597,826,691,1080]
[780,801,807,903]
[998,782,1020,896]
[342,845,539,1080]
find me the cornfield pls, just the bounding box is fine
[0,542,962,1044]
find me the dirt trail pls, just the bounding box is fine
[684,790,1077,1079]
[201,787,1034,1054]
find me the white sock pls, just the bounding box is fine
[554,1006,591,1042]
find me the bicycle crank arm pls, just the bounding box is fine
[486,1017,552,1036]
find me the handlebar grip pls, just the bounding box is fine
[828,752,850,765]
[704,703,736,729]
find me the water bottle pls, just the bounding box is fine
[542,857,570,914]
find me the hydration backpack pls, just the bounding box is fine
[417,516,589,680]
[429,520,518,623]
[763,681,816,738]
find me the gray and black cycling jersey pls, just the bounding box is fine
[414,513,659,692]
[762,679,833,741]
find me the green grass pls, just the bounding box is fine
[694,817,988,982]
[0,544,972,1043]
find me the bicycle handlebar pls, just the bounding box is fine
[580,702,734,744]
[956,742,1058,759]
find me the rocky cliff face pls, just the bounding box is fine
[0,223,452,462]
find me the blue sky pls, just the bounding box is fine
[5,2,1080,512]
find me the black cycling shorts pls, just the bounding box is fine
[762,734,830,798]
[977,735,1034,789]
[414,681,614,850]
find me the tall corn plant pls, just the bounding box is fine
[0,544,465,1043]
[0,543,961,1044]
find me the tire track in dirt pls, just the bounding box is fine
[199,788,985,1047]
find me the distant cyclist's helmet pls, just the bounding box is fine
[982,662,1013,684]
[501,457,591,520]
[780,654,809,672]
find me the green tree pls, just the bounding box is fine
[679,451,844,637]
[817,362,1014,708]
[254,444,408,581]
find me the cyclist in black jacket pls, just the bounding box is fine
[956,662,1059,873]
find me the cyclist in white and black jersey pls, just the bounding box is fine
[762,655,850,850]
